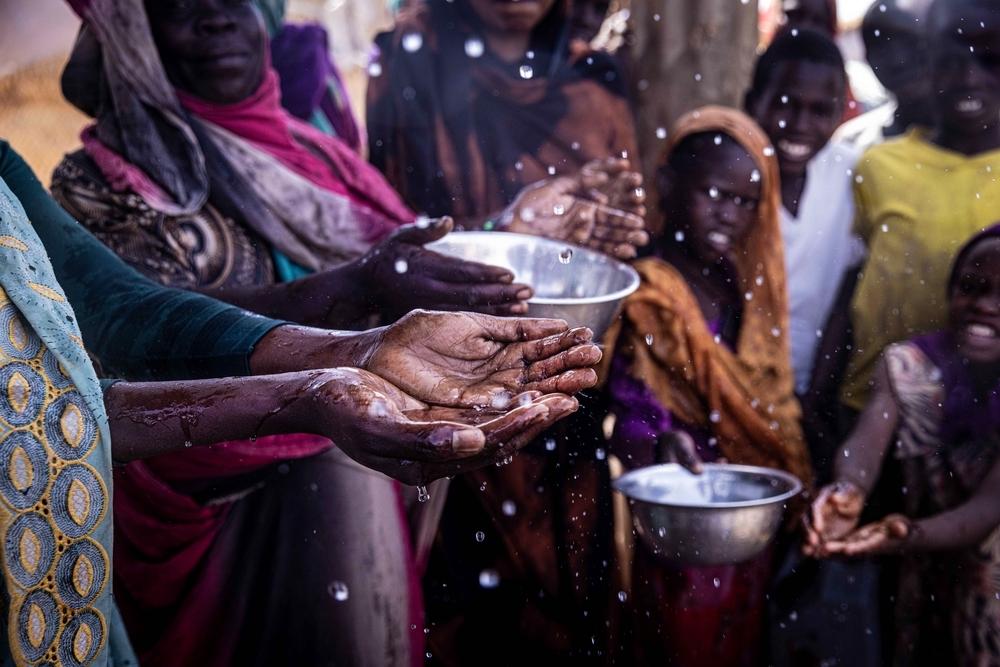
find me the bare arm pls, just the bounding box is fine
[909,455,1000,551]
[832,357,899,494]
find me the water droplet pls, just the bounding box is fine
[571,141,581,151]
[394,258,408,274]
[713,134,722,145]
[656,127,667,139]
[328,581,350,601]
[183,440,192,448]
[755,275,765,286]
[881,223,889,233]
[502,500,517,516]
[491,391,513,409]
[545,438,557,451]
[645,333,654,346]
[709,410,721,423]
[475,530,486,543]
[763,146,775,157]
[617,590,628,602]
[519,65,534,79]
[464,37,485,58]
[750,169,761,183]
[674,230,685,242]
[367,61,383,77]
[694,73,702,81]
[778,119,787,129]
[402,32,423,52]
[780,95,789,104]
[416,485,430,503]
[553,203,565,216]
[745,291,754,301]
[479,569,500,588]
[855,174,865,184]
[595,448,606,461]
[414,215,431,229]
[708,186,720,199]
[712,577,721,588]
[558,248,574,264]
[771,327,781,337]
[546,165,556,175]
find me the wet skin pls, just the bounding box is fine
[927,0,1000,154]
[658,137,762,323]
[107,311,603,483]
[749,60,845,216]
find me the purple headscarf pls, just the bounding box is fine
[913,223,1000,444]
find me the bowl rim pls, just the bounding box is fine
[612,463,803,509]
[427,230,641,306]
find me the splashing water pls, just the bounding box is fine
[479,569,501,588]
[328,581,350,601]
[558,248,574,264]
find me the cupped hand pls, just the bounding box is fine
[820,514,914,557]
[362,216,532,318]
[803,481,867,556]
[656,430,704,473]
[311,368,580,484]
[503,167,649,260]
[362,310,602,408]
[579,157,647,218]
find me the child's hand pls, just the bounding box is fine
[803,481,865,556]
[821,514,914,557]
[655,430,704,474]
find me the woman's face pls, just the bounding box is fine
[666,139,763,265]
[466,0,559,35]
[949,238,1000,365]
[145,0,266,105]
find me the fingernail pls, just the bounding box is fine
[453,429,485,454]
[516,288,532,300]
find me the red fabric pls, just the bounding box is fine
[176,68,414,225]
[113,434,331,665]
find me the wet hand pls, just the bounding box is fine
[579,157,647,218]
[363,217,532,318]
[363,310,602,408]
[310,368,580,484]
[504,167,649,260]
[820,514,914,557]
[803,481,866,557]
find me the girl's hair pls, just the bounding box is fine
[746,27,846,104]
[948,223,1000,294]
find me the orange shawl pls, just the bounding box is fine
[607,106,812,487]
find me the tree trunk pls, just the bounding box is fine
[628,0,760,231]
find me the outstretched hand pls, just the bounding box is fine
[362,216,532,318]
[803,481,867,557]
[362,310,602,408]
[503,160,649,259]
[818,514,914,557]
[312,368,579,484]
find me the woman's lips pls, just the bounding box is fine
[964,322,998,339]
[707,230,732,253]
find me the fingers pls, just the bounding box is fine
[808,485,838,536]
[523,342,603,383]
[595,204,647,231]
[658,431,703,473]
[517,327,595,364]
[591,223,651,246]
[410,249,516,284]
[414,279,532,309]
[522,367,599,395]
[389,216,454,246]
[476,314,570,342]
[485,393,579,454]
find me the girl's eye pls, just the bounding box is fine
[957,275,986,296]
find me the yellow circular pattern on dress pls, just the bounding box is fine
[0,288,108,665]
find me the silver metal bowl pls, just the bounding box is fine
[614,463,802,566]
[427,231,640,339]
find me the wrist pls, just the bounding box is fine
[249,325,386,375]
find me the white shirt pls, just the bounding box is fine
[780,142,866,395]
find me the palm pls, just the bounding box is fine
[364,310,601,408]
[811,483,865,541]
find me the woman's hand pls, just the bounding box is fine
[803,481,867,556]
[361,310,602,408]
[502,162,649,260]
[818,514,915,557]
[360,217,532,319]
[308,368,579,484]
[655,430,704,473]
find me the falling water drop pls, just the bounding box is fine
[394,258,408,274]
[464,37,485,58]
[479,569,501,588]
[558,248,574,264]
[402,32,424,52]
[416,485,431,503]
[328,581,350,601]
[502,500,517,516]
[519,65,534,79]
[475,531,486,543]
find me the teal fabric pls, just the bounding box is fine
[271,248,313,282]
[0,142,283,381]
[0,165,135,665]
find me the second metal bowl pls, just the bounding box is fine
[614,463,803,566]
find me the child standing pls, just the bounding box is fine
[807,225,1000,666]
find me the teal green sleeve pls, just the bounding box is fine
[0,141,284,380]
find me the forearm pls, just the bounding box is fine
[908,458,1000,552]
[248,324,385,376]
[104,371,327,461]
[200,261,373,328]
[832,361,898,494]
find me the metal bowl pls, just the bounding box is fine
[427,231,640,339]
[614,464,802,566]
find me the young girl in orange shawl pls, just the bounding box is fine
[607,106,812,666]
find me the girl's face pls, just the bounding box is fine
[949,238,1000,364]
[666,139,763,265]
[466,0,559,35]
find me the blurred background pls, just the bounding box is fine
[0,0,883,186]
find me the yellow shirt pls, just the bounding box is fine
[842,131,1000,410]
